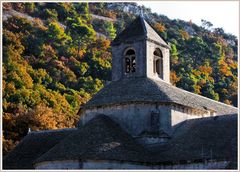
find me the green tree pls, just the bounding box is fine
[103,21,116,39]
[46,21,71,49]
[66,17,95,57]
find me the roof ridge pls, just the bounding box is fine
[139,16,147,35]
[29,128,77,134]
[143,19,169,46]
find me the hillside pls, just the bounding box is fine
[2,2,238,155]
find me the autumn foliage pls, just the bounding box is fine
[2,2,238,155]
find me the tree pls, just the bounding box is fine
[179,29,190,40]
[24,3,36,14]
[74,3,90,21]
[170,43,179,65]
[201,19,213,30]
[170,71,180,85]
[3,30,25,62]
[201,81,219,101]
[154,22,166,33]
[46,21,71,49]
[103,21,116,40]
[214,27,225,35]
[66,17,95,57]
[42,8,58,20]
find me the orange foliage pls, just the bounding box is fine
[78,49,86,58]
[106,11,117,20]
[194,85,201,94]
[69,56,79,63]
[218,55,233,76]
[33,18,47,30]
[199,79,206,86]
[2,80,6,91]
[218,58,225,65]
[208,76,214,83]
[198,66,212,75]
[170,71,180,85]
[224,99,232,105]
[219,65,232,77]
[154,22,166,33]
[221,88,228,94]
[5,82,16,95]
[102,10,117,20]
[102,39,111,49]
[228,60,237,69]
[94,39,111,51]
[179,29,190,40]
[18,104,75,131]
[192,69,201,76]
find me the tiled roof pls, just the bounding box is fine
[34,115,148,164]
[83,77,237,115]
[153,114,237,167]
[112,16,169,48]
[3,128,77,169]
[4,114,237,169]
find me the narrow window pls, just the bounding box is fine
[131,56,136,72]
[154,48,163,79]
[125,49,136,74]
[151,112,160,132]
[125,57,130,73]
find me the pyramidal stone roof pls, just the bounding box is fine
[83,77,237,115]
[112,16,169,48]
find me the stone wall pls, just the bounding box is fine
[79,103,213,136]
[111,40,146,81]
[171,104,212,130]
[111,39,170,83]
[84,160,229,169]
[35,160,81,169]
[79,103,171,136]
[35,159,229,169]
[146,40,170,83]
[83,160,150,169]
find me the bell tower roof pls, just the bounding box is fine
[112,16,170,49]
[111,16,171,82]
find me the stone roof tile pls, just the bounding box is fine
[153,114,237,165]
[112,16,169,48]
[83,77,237,115]
[4,114,237,169]
[34,115,148,164]
[3,128,77,169]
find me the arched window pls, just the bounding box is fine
[153,48,163,79]
[125,49,136,73]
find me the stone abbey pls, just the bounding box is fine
[4,16,238,170]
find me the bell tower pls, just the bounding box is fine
[111,16,170,83]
